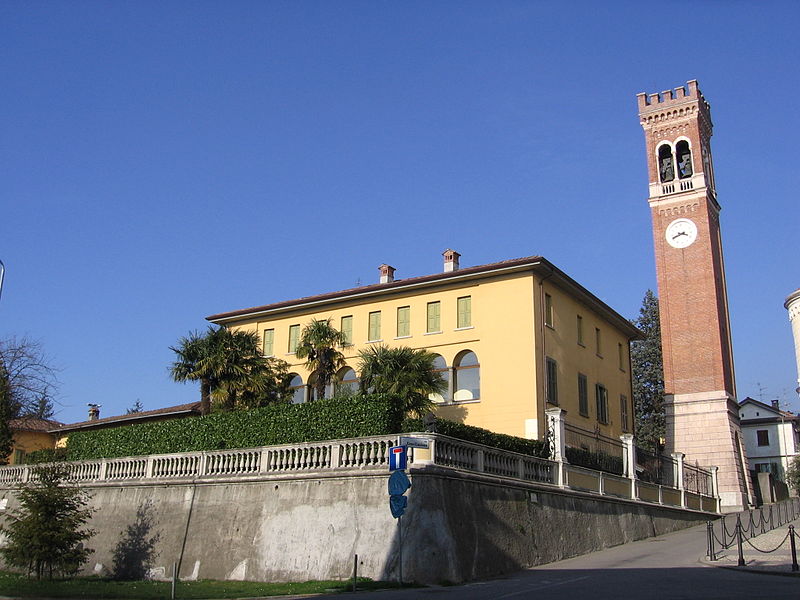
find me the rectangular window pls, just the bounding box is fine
[546,358,558,405]
[457,296,472,328]
[620,395,629,431]
[577,315,584,345]
[340,316,353,345]
[368,311,381,341]
[13,450,25,465]
[618,343,625,370]
[262,329,274,356]
[545,293,554,327]
[757,430,770,446]
[288,324,300,353]
[595,328,602,357]
[396,306,410,337]
[578,373,589,417]
[426,301,441,333]
[596,384,608,424]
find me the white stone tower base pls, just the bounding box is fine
[666,391,753,512]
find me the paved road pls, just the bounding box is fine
[310,521,799,600]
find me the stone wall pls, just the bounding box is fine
[0,465,711,584]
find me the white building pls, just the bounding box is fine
[739,397,800,486]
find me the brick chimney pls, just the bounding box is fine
[443,249,460,273]
[87,404,100,421]
[379,264,395,284]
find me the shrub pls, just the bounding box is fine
[65,394,403,460]
[25,447,68,464]
[564,446,624,475]
[403,417,549,458]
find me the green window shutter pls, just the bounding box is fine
[368,312,381,341]
[263,329,274,356]
[578,374,588,416]
[340,316,353,345]
[427,302,440,333]
[457,296,471,328]
[288,325,299,353]
[397,307,410,337]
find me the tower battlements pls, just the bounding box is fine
[637,80,709,114]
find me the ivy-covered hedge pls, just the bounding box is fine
[66,394,403,461]
[402,417,549,459]
[25,447,68,464]
[60,395,550,463]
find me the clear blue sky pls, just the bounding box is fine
[3,1,799,423]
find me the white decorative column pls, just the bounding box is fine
[621,433,638,500]
[785,289,800,396]
[673,452,686,508]
[545,407,567,487]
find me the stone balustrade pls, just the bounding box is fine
[0,431,718,512]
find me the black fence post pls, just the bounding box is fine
[790,525,798,573]
[737,516,745,567]
[707,521,716,561]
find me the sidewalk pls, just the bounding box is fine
[704,513,800,576]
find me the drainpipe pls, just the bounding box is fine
[538,266,554,441]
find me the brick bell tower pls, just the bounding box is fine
[637,80,753,511]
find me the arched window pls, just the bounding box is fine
[658,144,675,183]
[429,354,449,403]
[335,366,358,395]
[288,374,305,404]
[676,140,693,179]
[454,351,480,401]
[307,373,334,402]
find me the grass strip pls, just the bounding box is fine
[0,572,406,599]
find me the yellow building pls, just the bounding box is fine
[207,251,641,441]
[7,417,61,464]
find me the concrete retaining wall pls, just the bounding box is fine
[0,466,711,584]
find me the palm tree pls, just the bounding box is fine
[170,331,214,415]
[357,345,446,418]
[295,318,347,401]
[170,326,289,413]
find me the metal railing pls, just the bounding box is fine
[707,498,800,569]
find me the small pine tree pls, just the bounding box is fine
[630,290,665,453]
[0,465,95,579]
[126,400,144,414]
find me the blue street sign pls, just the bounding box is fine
[389,494,408,518]
[388,469,411,495]
[389,445,407,471]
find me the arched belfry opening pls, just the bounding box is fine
[676,140,693,179]
[658,144,675,182]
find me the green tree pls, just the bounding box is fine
[358,345,446,418]
[170,326,290,414]
[0,337,58,418]
[787,456,800,493]
[125,400,144,414]
[295,319,347,401]
[0,465,94,579]
[630,290,665,452]
[0,370,14,464]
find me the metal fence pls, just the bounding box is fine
[636,446,677,487]
[564,423,626,475]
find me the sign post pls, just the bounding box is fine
[388,445,411,585]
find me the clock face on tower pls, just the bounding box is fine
[665,218,698,249]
